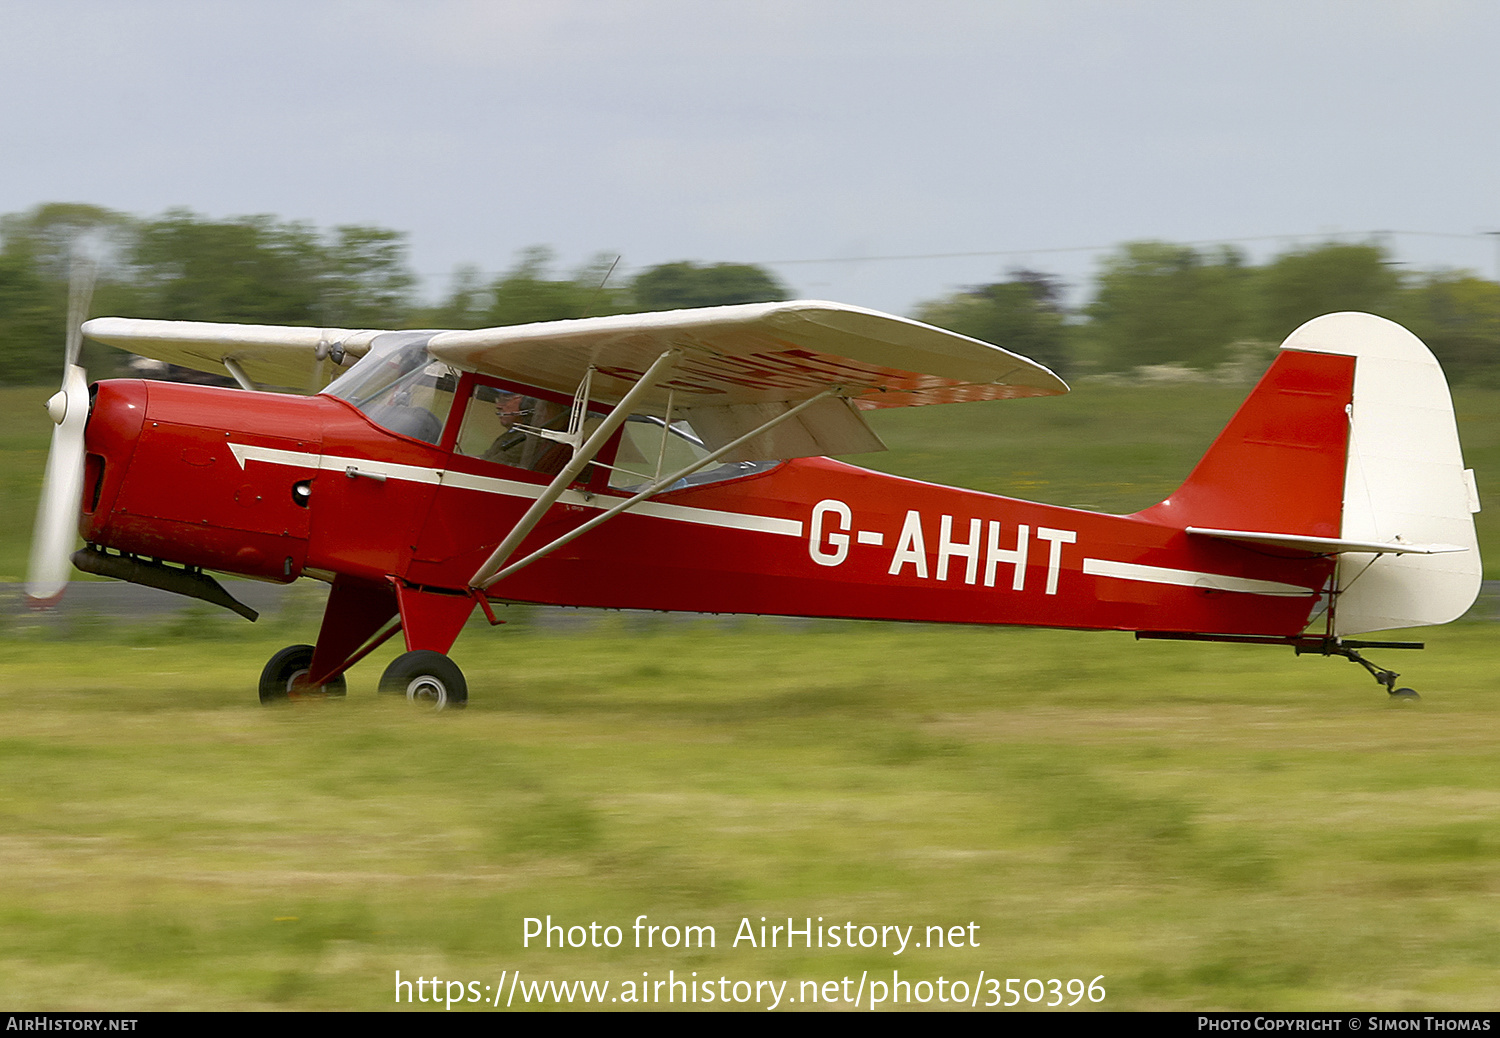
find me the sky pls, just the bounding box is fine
[3,0,1499,315]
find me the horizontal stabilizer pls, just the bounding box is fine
[1187,526,1467,556]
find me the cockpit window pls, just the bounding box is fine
[609,415,777,492]
[323,332,458,445]
[456,387,576,475]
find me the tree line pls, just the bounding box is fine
[918,241,1500,384]
[2,202,1497,386]
[0,204,788,385]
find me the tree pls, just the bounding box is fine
[0,202,133,282]
[319,225,416,327]
[630,261,787,311]
[414,264,492,329]
[128,210,417,329]
[1086,241,1253,370]
[914,269,1071,375]
[0,248,59,384]
[130,210,325,324]
[1256,242,1400,340]
[1390,271,1500,383]
[0,203,136,381]
[481,246,620,327]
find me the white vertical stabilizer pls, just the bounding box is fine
[1281,313,1481,635]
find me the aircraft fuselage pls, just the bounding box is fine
[80,376,1338,640]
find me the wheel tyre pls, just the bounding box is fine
[258,644,348,704]
[379,650,467,710]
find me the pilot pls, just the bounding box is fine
[480,393,535,465]
[481,393,570,473]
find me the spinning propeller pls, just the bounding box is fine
[25,260,94,607]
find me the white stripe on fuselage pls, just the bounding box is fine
[1081,557,1313,597]
[227,442,804,538]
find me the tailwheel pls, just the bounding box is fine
[379,650,467,710]
[1292,638,1425,700]
[259,644,348,704]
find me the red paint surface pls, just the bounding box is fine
[77,348,1355,675]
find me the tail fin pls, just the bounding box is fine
[1139,313,1481,635]
[1283,313,1480,634]
[1138,341,1355,537]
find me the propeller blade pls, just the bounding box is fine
[28,251,98,607]
[26,364,90,606]
[63,256,95,371]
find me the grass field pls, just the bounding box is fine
[0,610,1497,1011]
[1,375,1498,1011]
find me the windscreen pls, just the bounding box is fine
[323,332,458,445]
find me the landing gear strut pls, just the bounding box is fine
[1295,639,1422,699]
[1136,631,1426,699]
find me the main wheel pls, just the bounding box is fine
[379,650,467,710]
[259,644,348,704]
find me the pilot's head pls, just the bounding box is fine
[496,393,529,425]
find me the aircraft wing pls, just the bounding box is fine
[428,300,1066,409]
[82,302,1068,459]
[80,318,388,391]
[429,301,1068,459]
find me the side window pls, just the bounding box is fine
[455,386,575,476]
[609,416,778,492]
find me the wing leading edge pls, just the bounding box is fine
[430,301,1067,459]
[82,301,1068,459]
[427,300,1068,409]
[81,317,384,391]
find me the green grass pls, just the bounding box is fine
[860,382,1253,512]
[0,611,1498,1010]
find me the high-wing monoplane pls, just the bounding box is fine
[26,301,1481,706]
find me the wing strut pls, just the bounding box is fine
[223,358,258,392]
[473,386,840,591]
[468,349,681,589]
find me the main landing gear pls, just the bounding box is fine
[378,650,468,709]
[259,578,479,711]
[258,645,467,709]
[259,644,348,703]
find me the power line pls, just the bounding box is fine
[415,229,1500,281]
[747,230,1495,267]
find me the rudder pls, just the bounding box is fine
[1282,313,1481,635]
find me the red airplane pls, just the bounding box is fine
[26,301,1481,707]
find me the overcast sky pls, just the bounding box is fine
[3,0,1498,314]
